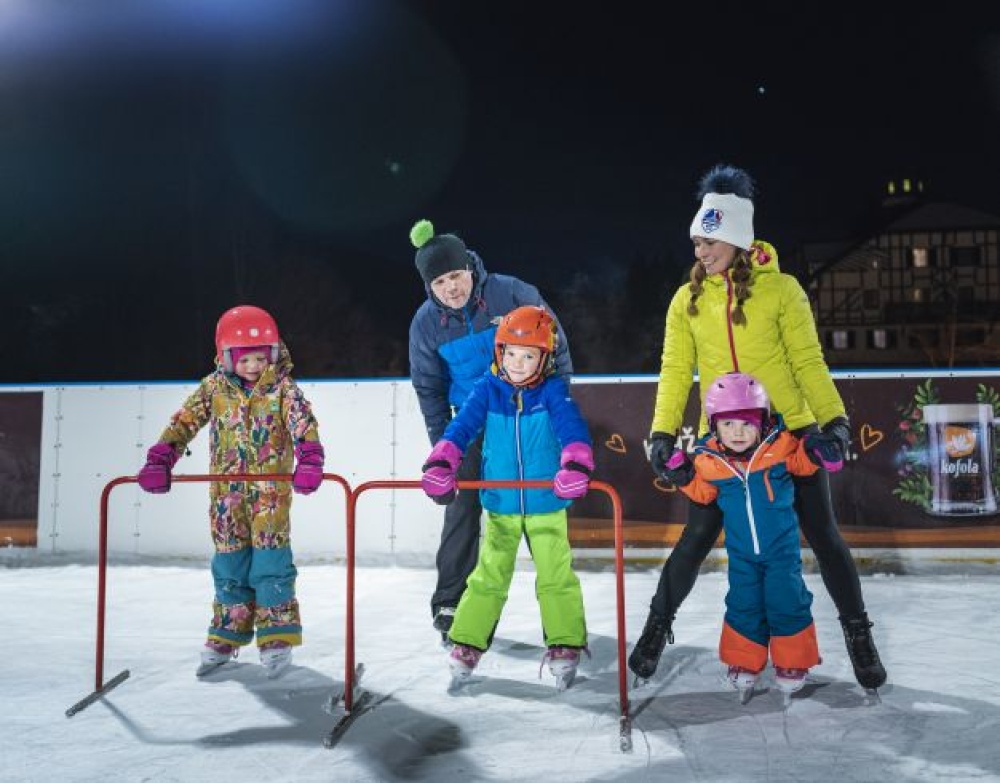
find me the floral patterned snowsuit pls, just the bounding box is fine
[155,343,320,650]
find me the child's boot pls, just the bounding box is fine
[260,641,293,679]
[196,640,237,678]
[448,643,483,683]
[543,646,583,691]
[774,666,809,705]
[726,665,760,704]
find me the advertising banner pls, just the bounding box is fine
[569,376,1000,549]
[0,392,44,547]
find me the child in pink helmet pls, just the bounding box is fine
[136,305,324,679]
[660,372,844,702]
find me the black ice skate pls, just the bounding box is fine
[840,613,887,691]
[628,610,674,685]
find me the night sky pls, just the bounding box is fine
[2,1,999,381]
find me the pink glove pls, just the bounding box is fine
[421,440,463,505]
[137,442,180,494]
[293,441,324,494]
[553,442,594,500]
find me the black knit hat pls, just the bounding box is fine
[410,219,470,284]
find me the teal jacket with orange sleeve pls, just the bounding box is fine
[678,416,821,672]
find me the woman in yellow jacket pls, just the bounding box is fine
[629,165,887,691]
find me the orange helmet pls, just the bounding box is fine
[494,305,557,387]
[215,305,281,371]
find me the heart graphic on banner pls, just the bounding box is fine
[653,478,677,493]
[860,424,883,451]
[605,434,626,453]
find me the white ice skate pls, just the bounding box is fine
[542,646,584,691]
[774,666,808,707]
[447,643,483,692]
[260,644,293,679]
[726,665,760,704]
[196,642,237,678]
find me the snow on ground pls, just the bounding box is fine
[3,555,1000,782]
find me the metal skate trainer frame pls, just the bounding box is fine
[333,479,632,752]
[66,472,351,719]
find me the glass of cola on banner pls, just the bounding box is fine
[923,403,997,516]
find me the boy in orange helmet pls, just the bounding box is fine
[421,306,592,690]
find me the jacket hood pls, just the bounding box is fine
[216,340,294,385]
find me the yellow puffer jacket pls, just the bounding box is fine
[651,240,845,436]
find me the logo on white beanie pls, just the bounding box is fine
[690,192,754,250]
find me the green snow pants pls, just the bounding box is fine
[448,509,587,651]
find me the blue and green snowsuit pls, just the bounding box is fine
[439,369,591,651]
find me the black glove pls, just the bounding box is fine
[662,448,696,487]
[821,416,852,461]
[803,431,845,472]
[644,431,676,481]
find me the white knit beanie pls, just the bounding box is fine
[689,191,754,250]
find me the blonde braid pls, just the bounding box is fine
[686,261,707,316]
[730,250,753,326]
[685,250,755,323]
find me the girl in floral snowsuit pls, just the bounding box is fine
[137,305,324,678]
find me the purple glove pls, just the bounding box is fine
[804,431,844,472]
[293,441,325,494]
[421,440,463,505]
[137,442,180,494]
[662,449,695,487]
[554,442,594,500]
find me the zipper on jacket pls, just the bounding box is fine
[464,302,475,336]
[514,390,526,515]
[704,428,780,556]
[724,271,739,372]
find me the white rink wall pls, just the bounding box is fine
[23,378,439,560]
[5,375,1000,571]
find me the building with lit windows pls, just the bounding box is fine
[802,179,1000,367]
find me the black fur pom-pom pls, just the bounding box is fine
[696,164,754,200]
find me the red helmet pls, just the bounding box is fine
[494,305,557,387]
[215,305,280,371]
[703,372,770,427]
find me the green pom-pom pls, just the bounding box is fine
[410,219,435,249]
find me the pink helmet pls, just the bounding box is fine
[703,372,770,427]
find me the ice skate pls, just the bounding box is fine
[774,666,808,707]
[447,643,483,691]
[628,610,674,686]
[260,642,293,679]
[434,606,456,649]
[840,613,886,691]
[725,665,760,704]
[542,646,584,691]
[196,641,237,678]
